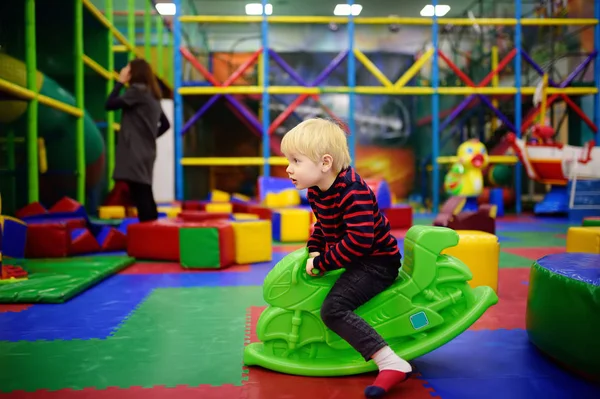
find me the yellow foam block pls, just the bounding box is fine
[98,206,126,219]
[264,189,300,208]
[205,202,233,213]
[231,220,272,264]
[274,208,311,243]
[158,206,182,218]
[442,230,499,293]
[566,226,600,253]
[210,189,231,202]
[232,213,259,221]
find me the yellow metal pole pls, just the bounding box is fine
[539,73,549,125]
[353,49,393,87]
[491,45,499,132]
[395,48,434,88]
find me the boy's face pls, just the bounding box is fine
[285,153,324,190]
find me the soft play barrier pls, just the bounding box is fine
[244,225,499,376]
[526,253,600,382]
[16,197,127,258]
[0,193,28,282]
[127,217,272,268]
[566,226,600,254]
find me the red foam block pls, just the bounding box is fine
[25,220,87,258]
[383,205,413,229]
[178,210,231,222]
[127,219,181,261]
[101,228,127,252]
[49,197,83,214]
[15,202,47,219]
[70,228,101,255]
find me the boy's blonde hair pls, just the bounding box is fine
[280,118,351,172]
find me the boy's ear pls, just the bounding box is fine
[321,154,333,172]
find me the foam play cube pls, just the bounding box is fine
[205,202,233,213]
[208,189,231,202]
[441,230,499,293]
[1,216,27,258]
[70,228,101,255]
[96,226,127,252]
[15,201,47,219]
[98,206,126,219]
[178,210,231,222]
[127,219,181,261]
[231,213,259,221]
[566,226,600,253]
[179,221,235,269]
[383,205,413,229]
[272,208,311,243]
[25,220,87,258]
[264,189,301,208]
[583,217,600,227]
[231,220,272,264]
[158,206,181,218]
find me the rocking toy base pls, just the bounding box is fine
[244,285,498,377]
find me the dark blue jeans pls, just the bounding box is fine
[320,257,400,361]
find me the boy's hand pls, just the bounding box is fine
[306,257,319,276]
[309,252,320,258]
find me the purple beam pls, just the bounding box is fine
[439,95,476,132]
[225,94,263,133]
[181,94,222,135]
[311,50,349,86]
[520,49,559,87]
[268,49,309,86]
[478,94,516,133]
[560,51,597,88]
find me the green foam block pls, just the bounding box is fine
[0,256,135,303]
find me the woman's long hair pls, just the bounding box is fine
[129,58,162,99]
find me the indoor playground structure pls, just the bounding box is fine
[1,0,600,398]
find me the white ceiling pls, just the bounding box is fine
[187,0,490,17]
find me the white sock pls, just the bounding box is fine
[372,346,412,373]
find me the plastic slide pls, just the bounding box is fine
[0,53,105,191]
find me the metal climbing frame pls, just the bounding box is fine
[173,0,600,214]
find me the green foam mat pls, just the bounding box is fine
[0,256,135,303]
[0,286,265,392]
[498,231,566,248]
[583,217,600,227]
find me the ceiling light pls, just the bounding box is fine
[334,4,363,16]
[246,3,273,15]
[420,5,451,17]
[155,3,176,16]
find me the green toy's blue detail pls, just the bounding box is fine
[410,311,429,330]
[244,225,499,376]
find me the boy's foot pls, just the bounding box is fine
[364,370,410,398]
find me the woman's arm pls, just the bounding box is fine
[157,111,171,138]
[104,82,128,111]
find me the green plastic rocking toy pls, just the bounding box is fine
[243,225,499,377]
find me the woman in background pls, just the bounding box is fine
[105,58,170,222]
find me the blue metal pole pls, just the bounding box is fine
[595,0,600,145]
[174,0,184,200]
[261,0,271,176]
[514,0,523,214]
[347,0,356,164]
[431,0,440,213]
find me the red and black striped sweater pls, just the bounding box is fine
[308,167,400,272]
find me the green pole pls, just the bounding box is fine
[75,0,85,204]
[25,0,39,204]
[7,129,16,212]
[128,0,135,61]
[106,0,115,191]
[144,0,151,60]
[157,15,164,78]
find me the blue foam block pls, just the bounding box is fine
[272,211,282,242]
[258,176,295,202]
[2,218,27,258]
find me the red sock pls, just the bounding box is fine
[364,370,409,398]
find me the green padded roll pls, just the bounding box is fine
[582,217,600,227]
[526,253,600,382]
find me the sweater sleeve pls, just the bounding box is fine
[157,111,171,137]
[105,83,140,110]
[307,219,326,254]
[312,185,375,271]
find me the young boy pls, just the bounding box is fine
[280,118,412,398]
